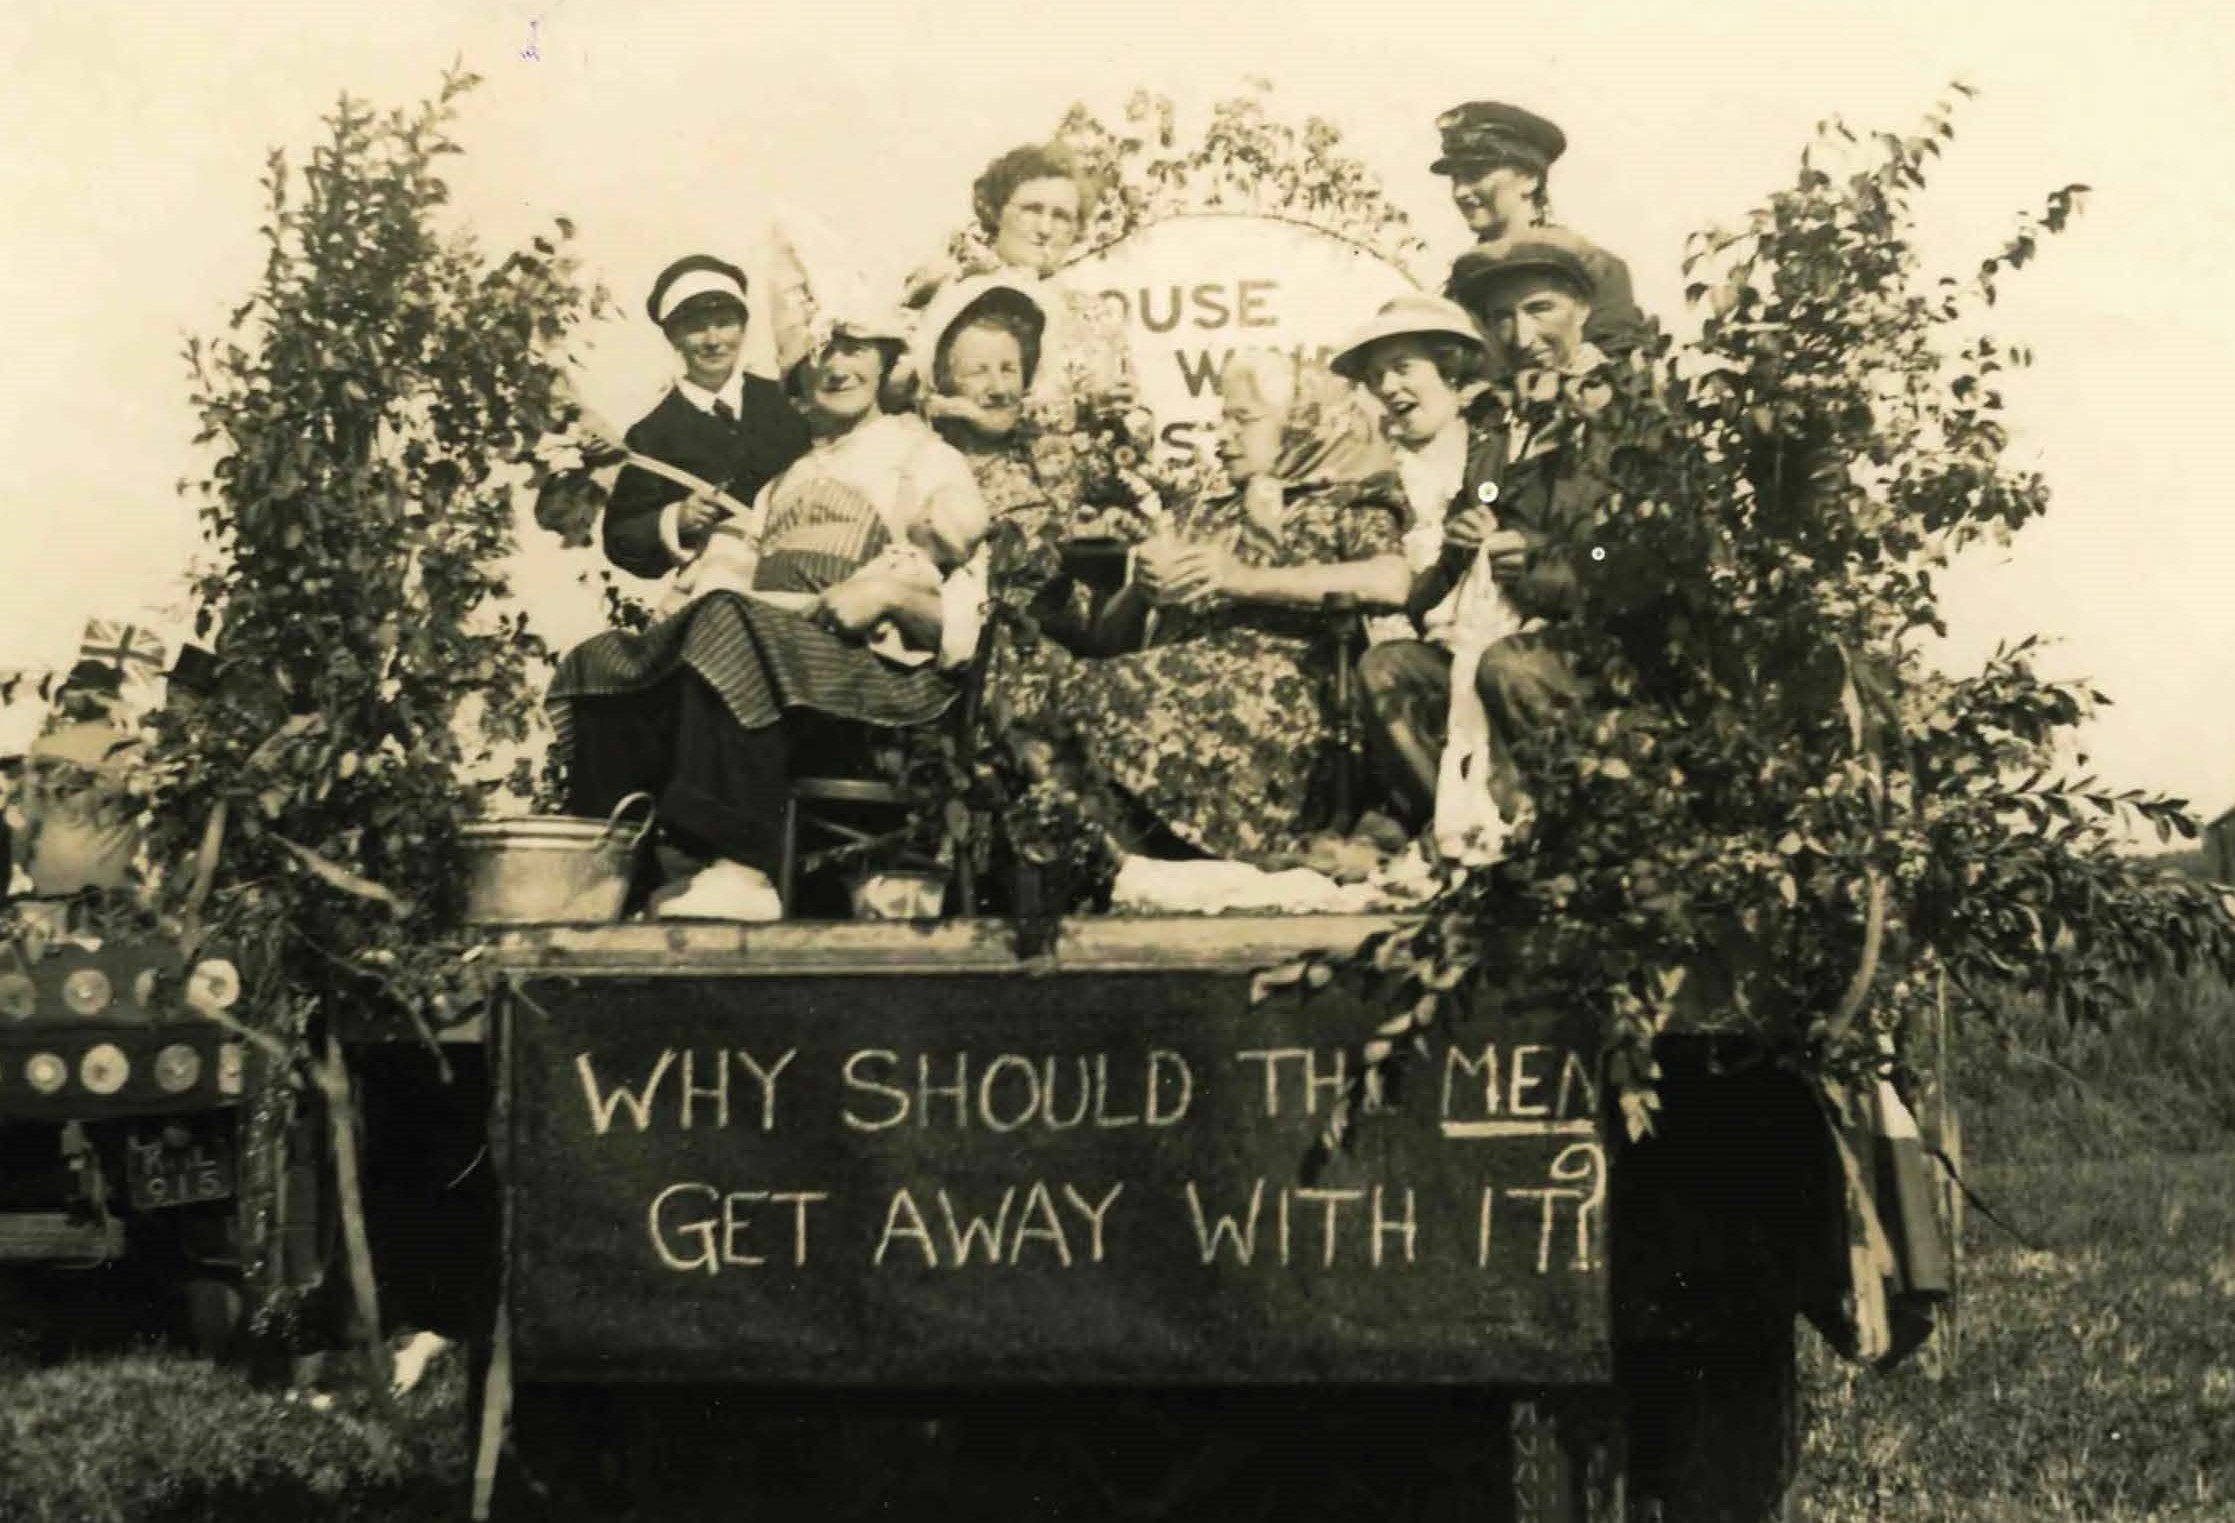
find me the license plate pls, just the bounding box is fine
[124,1127,235,1212]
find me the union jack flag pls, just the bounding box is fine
[77,619,167,678]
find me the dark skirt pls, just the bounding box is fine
[546,591,957,759]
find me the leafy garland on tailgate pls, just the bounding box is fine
[120,72,605,1341]
[1301,91,2235,1166]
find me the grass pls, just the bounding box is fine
[1787,972,2235,1521]
[1790,1150,2235,1522]
[0,1351,464,1523]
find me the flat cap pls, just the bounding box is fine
[1431,101,1568,177]
[1446,234,1599,309]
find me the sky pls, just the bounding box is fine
[2,0,2231,816]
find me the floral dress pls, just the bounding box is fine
[1028,281,1137,433]
[963,446,1069,612]
[1009,478,1404,862]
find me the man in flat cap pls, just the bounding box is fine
[601,254,812,581]
[1350,237,1609,857]
[1431,100,1648,355]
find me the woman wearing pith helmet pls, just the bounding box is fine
[1331,292,1521,838]
[905,141,1137,433]
[598,254,813,582]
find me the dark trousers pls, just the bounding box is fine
[1357,634,1584,828]
[566,670,791,876]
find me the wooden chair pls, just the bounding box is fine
[774,620,997,917]
[1321,592,1367,830]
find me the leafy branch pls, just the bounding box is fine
[1319,90,2235,1156]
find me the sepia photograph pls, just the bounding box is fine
[1,1,2232,1518]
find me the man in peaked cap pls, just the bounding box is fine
[1431,101,1648,355]
[601,254,812,581]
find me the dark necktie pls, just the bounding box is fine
[711,397,736,422]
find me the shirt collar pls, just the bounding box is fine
[1396,416,1470,518]
[676,367,746,417]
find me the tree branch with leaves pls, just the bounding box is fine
[1315,90,2235,1159]
[134,69,607,1327]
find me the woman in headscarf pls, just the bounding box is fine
[546,312,992,921]
[1011,351,1410,862]
[908,142,1137,434]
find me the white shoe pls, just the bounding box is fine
[652,860,784,922]
[390,1330,451,1396]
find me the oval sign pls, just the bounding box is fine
[1063,214,1419,462]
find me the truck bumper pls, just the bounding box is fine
[0,1210,125,1263]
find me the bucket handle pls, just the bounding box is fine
[603,792,657,853]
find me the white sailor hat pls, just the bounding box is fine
[646,255,750,328]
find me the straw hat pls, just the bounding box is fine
[1328,293,1490,382]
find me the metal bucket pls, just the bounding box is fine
[459,794,655,926]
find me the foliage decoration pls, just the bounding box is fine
[921,79,1432,289]
[119,70,605,1311]
[1311,91,2235,1160]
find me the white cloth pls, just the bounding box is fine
[652,859,783,922]
[1110,856,1385,916]
[1432,558,1528,863]
[1372,417,1524,861]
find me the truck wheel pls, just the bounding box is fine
[181,1275,246,1360]
[1621,1321,1798,1523]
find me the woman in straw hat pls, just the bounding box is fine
[546,235,992,922]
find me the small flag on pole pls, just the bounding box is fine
[77,619,168,680]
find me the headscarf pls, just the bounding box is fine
[1227,350,1393,495]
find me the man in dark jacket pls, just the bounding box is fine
[1430,101,1649,356]
[601,254,812,580]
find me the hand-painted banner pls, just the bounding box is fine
[501,954,1611,1387]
